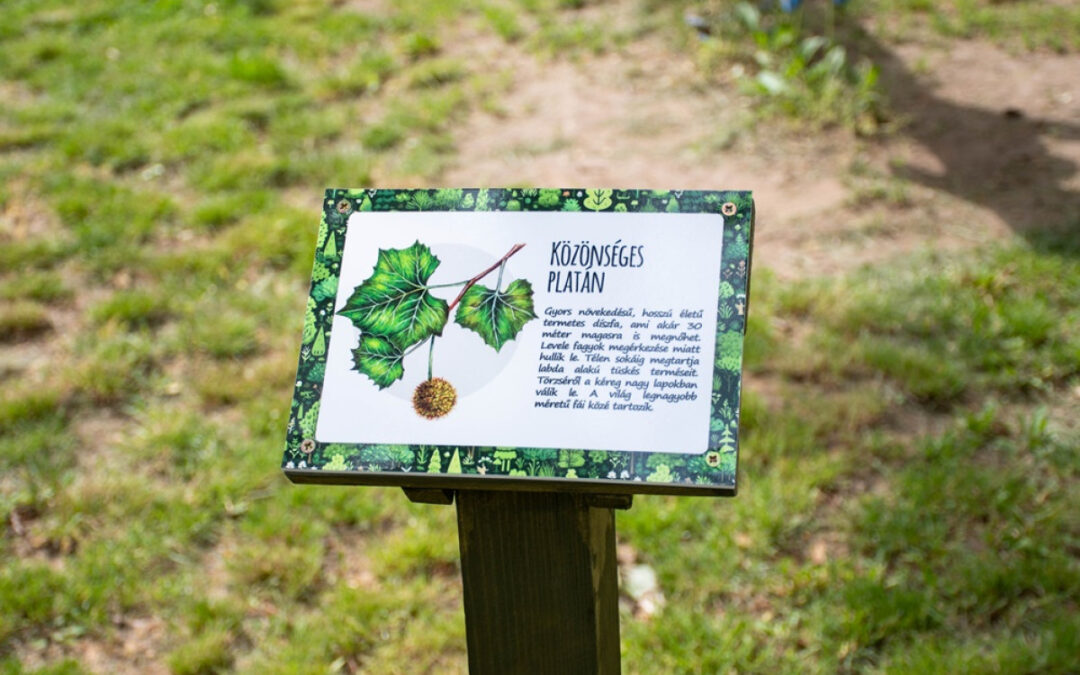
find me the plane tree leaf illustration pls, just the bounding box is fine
[351,334,406,389]
[338,241,449,350]
[339,241,533,417]
[454,279,537,351]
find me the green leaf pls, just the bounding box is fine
[756,70,788,96]
[338,242,449,350]
[351,334,406,389]
[735,1,760,30]
[454,279,536,351]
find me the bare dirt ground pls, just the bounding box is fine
[444,21,1080,279]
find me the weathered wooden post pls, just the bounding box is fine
[285,188,754,673]
[403,486,627,673]
[456,491,623,673]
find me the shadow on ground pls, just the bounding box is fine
[845,24,1080,245]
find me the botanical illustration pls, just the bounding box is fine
[285,188,754,493]
[338,241,535,418]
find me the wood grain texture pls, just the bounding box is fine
[456,490,621,674]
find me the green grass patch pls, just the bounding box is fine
[876,0,1080,52]
[157,109,261,164]
[47,177,177,273]
[90,289,172,329]
[184,313,260,360]
[0,239,71,271]
[842,406,1080,669]
[774,235,1080,406]
[190,353,293,408]
[679,1,883,132]
[404,57,468,89]
[190,190,273,231]
[66,325,159,405]
[0,415,76,515]
[362,121,406,151]
[0,271,73,304]
[217,206,317,273]
[482,4,526,42]
[400,31,442,60]
[166,629,236,675]
[227,51,291,89]
[187,150,302,193]
[314,50,398,100]
[0,386,64,436]
[0,563,70,644]
[125,408,223,480]
[0,302,52,342]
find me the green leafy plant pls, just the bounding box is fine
[338,241,536,418]
[744,3,877,127]
[697,2,881,132]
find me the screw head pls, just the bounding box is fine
[721,202,737,216]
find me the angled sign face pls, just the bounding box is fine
[284,189,754,496]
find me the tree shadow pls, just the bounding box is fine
[840,22,1080,247]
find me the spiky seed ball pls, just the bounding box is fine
[413,378,456,419]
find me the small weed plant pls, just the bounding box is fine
[692,1,882,131]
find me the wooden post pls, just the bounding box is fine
[455,490,622,674]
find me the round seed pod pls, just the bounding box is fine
[413,377,457,419]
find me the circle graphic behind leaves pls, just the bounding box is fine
[382,243,521,405]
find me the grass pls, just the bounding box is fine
[1,0,1078,672]
[0,302,52,342]
[671,1,884,132]
[0,272,72,304]
[870,0,1080,53]
[672,0,1080,132]
[777,233,1080,407]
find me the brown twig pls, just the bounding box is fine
[447,243,526,311]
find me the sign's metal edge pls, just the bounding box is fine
[284,468,737,497]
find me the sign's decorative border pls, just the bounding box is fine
[283,189,754,496]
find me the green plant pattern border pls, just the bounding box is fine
[283,188,754,495]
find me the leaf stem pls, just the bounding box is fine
[427,335,435,381]
[447,243,526,311]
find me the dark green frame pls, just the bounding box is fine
[283,188,754,496]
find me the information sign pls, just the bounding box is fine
[283,189,753,495]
